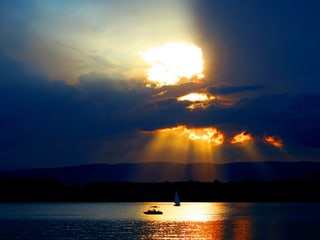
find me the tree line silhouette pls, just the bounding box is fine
[0,177,319,202]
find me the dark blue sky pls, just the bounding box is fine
[0,0,319,169]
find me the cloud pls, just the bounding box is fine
[0,54,149,168]
[228,93,320,150]
[0,0,198,83]
[280,94,320,148]
[1,52,320,169]
[208,85,264,95]
[1,0,320,171]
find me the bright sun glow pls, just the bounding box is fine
[177,92,216,110]
[177,93,215,102]
[140,42,204,87]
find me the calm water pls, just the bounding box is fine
[0,202,320,239]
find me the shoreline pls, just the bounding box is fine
[1,177,320,202]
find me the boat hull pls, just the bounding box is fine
[144,211,163,215]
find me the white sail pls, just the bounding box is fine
[174,191,180,206]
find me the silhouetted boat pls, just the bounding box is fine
[144,206,163,215]
[174,191,180,206]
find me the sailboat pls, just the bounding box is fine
[174,191,180,206]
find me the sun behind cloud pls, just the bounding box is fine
[140,42,204,87]
[177,93,215,102]
[177,92,216,110]
[143,125,224,145]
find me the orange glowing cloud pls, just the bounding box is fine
[231,131,253,144]
[143,127,284,149]
[264,135,283,147]
[184,127,224,145]
[143,125,224,145]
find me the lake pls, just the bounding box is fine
[0,202,320,239]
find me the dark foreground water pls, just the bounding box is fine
[0,202,320,239]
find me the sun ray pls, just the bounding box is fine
[140,125,225,169]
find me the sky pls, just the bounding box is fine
[0,0,319,169]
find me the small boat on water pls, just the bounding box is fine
[174,191,180,206]
[144,206,163,215]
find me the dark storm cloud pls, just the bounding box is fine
[186,0,320,159]
[280,94,320,148]
[1,52,319,168]
[212,93,320,149]
[1,0,320,168]
[0,55,149,168]
[208,85,264,95]
[152,88,320,152]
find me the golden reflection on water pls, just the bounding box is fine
[142,221,226,240]
[232,218,252,240]
[142,202,226,222]
[141,202,253,239]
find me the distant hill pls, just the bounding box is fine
[1,161,320,185]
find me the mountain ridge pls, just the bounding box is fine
[1,161,320,185]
